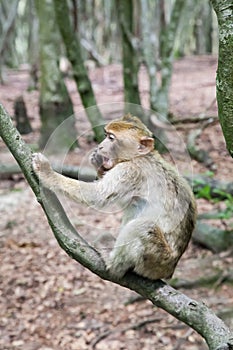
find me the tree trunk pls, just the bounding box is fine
[157,0,185,119]
[36,0,77,150]
[117,0,141,106]
[210,0,233,158]
[140,0,159,112]
[14,96,32,134]
[0,1,19,58]
[0,0,19,81]
[28,0,39,90]
[53,0,105,142]
[194,1,213,54]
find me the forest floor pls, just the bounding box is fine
[0,56,233,350]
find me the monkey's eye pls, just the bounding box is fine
[108,133,115,141]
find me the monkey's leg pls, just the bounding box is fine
[134,225,177,280]
[107,218,176,280]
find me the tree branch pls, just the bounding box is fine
[0,162,97,182]
[0,103,232,350]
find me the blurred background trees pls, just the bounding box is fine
[0,0,219,144]
[35,0,77,149]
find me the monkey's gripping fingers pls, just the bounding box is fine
[89,148,106,177]
[90,148,105,170]
[32,153,53,180]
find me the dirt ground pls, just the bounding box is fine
[0,56,233,350]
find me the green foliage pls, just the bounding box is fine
[193,176,212,200]
[195,180,233,221]
[195,184,212,200]
[202,170,215,178]
[212,190,233,220]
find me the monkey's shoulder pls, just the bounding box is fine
[131,151,178,178]
[135,152,194,198]
[103,152,176,182]
[104,160,142,184]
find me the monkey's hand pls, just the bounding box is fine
[90,148,107,177]
[32,153,53,184]
[90,148,103,168]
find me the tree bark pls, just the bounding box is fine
[36,0,76,150]
[0,1,19,57]
[0,103,233,350]
[117,0,141,105]
[28,0,39,90]
[140,0,158,112]
[157,0,186,119]
[210,0,233,158]
[14,96,32,134]
[53,0,105,142]
[0,0,19,81]
[194,1,213,54]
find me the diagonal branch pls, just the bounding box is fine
[0,103,232,350]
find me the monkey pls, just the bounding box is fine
[32,113,197,280]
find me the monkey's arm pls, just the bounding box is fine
[32,153,99,206]
[32,153,138,208]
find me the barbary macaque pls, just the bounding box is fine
[32,114,196,280]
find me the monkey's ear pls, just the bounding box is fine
[139,137,154,154]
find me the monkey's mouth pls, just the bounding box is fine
[102,157,114,170]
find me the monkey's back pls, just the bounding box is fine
[119,151,197,258]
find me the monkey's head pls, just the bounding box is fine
[91,114,154,175]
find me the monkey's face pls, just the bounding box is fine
[90,117,154,176]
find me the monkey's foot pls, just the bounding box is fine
[32,153,52,175]
[107,263,127,280]
[107,255,134,280]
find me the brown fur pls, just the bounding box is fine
[107,114,153,138]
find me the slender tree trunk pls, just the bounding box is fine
[210,0,233,158]
[0,0,19,81]
[140,0,158,112]
[53,0,105,142]
[194,1,213,54]
[157,0,185,119]
[36,0,76,150]
[28,0,39,90]
[0,1,19,57]
[117,0,141,105]
[14,96,32,134]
